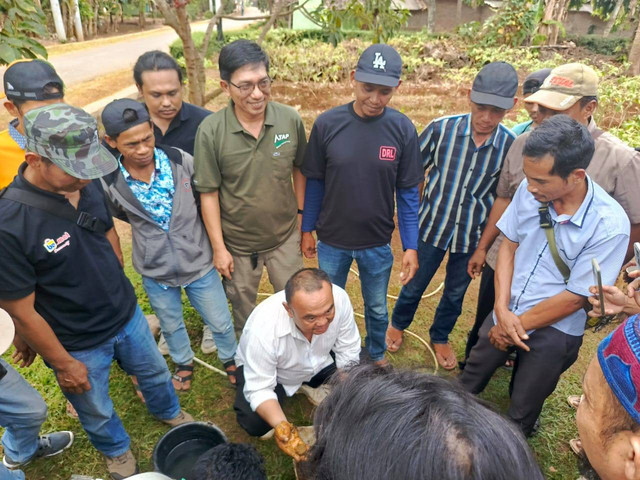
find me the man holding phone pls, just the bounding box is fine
[460,115,630,437]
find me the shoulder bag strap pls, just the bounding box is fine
[538,203,571,284]
[0,187,108,234]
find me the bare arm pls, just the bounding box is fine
[105,227,124,268]
[292,167,306,229]
[255,399,287,428]
[467,196,512,278]
[520,290,587,330]
[200,191,234,280]
[0,294,91,394]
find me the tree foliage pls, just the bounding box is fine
[0,0,48,64]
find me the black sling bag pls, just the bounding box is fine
[0,187,108,234]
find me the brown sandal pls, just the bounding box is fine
[172,364,194,391]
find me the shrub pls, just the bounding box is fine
[567,34,630,57]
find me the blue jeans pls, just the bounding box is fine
[0,359,47,464]
[392,241,472,344]
[318,241,393,362]
[0,465,24,480]
[142,268,237,364]
[60,306,180,458]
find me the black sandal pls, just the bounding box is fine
[172,364,194,391]
[223,360,237,387]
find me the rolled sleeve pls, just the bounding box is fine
[567,233,629,298]
[331,289,361,368]
[496,180,525,243]
[193,122,221,193]
[241,332,280,412]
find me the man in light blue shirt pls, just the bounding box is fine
[460,115,630,437]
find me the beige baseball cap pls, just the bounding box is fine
[524,63,598,111]
[0,308,15,355]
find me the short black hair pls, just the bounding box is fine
[579,95,598,108]
[284,268,331,303]
[523,114,594,179]
[11,82,63,109]
[218,40,269,82]
[133,50,183,87]
[108,107,152,140]
[299,365,544,480]
[188,443,266,480]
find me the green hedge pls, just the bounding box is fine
[567,34,630,57]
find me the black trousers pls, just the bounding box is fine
[459,313,583,436]
[464,264,496,362]
[234,362,337,437]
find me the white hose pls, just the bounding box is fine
[193,356,228,377]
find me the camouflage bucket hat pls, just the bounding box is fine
[23,104,118,180]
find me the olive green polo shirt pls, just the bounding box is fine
[193,100,307,255]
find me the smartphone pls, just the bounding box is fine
[592,258,606,317]
[625,242,640,275]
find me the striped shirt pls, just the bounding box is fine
[418,113,515,253]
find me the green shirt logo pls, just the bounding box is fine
[274,133,291,149]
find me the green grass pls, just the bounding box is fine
[1,222,616,480]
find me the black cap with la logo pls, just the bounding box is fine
[354,44,402,87]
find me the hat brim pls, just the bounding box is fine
[470,90,515,110]
[51,144,119,180]
[524,89,580,111]
[0,309,15,355]
[354,70,400,87]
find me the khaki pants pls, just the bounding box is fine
[223,229,303,335]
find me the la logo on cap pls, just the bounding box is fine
[373,52,386,70]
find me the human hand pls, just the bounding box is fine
[274,421,309,461]
[623,259,638,283]
[488,324,512,351]
[467,248,487,279]
[55,358,91,394]
[494,308,530,351]
[12,336,36,368]
[400,249,418,285]
[301,232,317,259]
[214,247,234,280]
[588,285,627,317]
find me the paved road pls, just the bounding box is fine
[0,11,258,88]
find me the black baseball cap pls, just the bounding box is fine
[3,59,64,101]
[470,61,518,110]
[522,68,552,95]
[101,98,150,137]
[354,44,402,87]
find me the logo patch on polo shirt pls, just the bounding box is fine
[274,133,290,149]
[379,146,396,161]
[182,178,191,191]
[43,232,71,254]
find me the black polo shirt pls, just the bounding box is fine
[153,101,212,155]
[0,164,138,351]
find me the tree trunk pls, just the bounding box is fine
[630,0,638,18]
[603,0,624,37]
[258,0,287,44]
[456,0,462,24]
[426,0,436,33]
[175,6,206,106]
[50,0,67,41]
[629,18,640,75]
[139,0,146,28]
[72,0,84,41]
[539,0,570,45]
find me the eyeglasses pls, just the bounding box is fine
[228,77,272,96]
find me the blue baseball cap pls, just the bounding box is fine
[354,44,402,87]
[470,61,518,110]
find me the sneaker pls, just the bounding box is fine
[159,409,194,427]
[105,449,138,480]
[201,325,217,354]
[3,431,74,468]
[298,384,331,407]
[157,333,169,356]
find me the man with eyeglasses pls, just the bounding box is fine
[193,40,307,334]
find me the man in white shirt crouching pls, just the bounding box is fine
[234,268,361,459]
